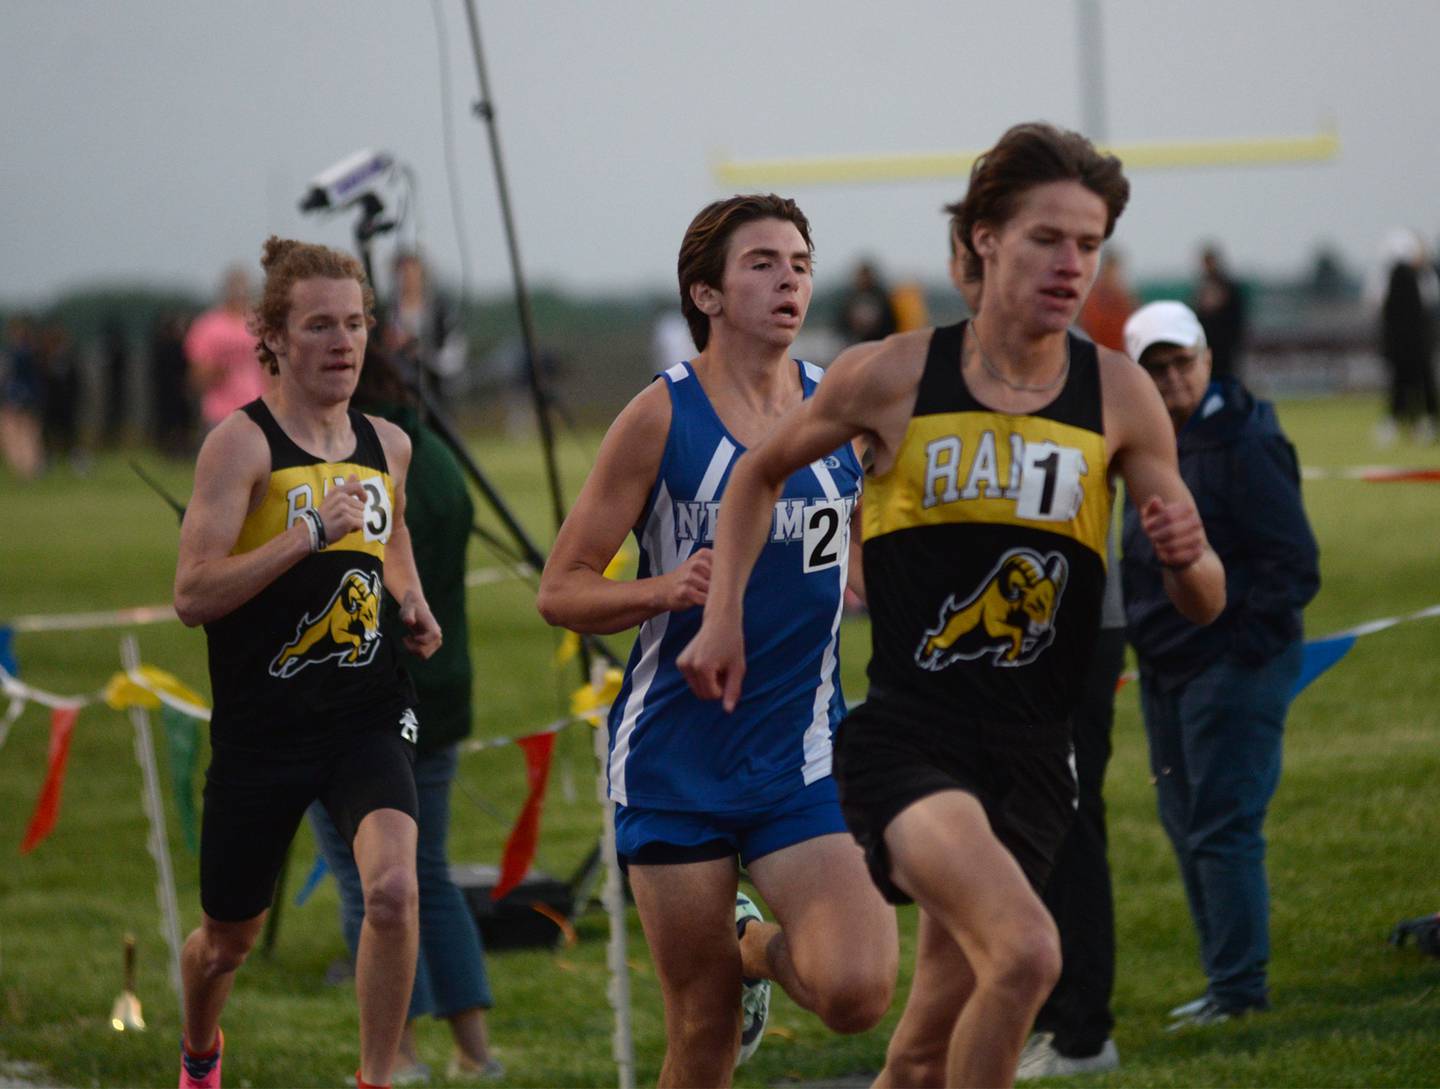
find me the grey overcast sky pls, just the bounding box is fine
[4,1,1439,304]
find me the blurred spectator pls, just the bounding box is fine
[101,315,130,446]
[183,265,266,430]
[1078,250,1136,351]
[836,259,898,344]
[484,336,566,438]
[150,310,195,457]
[1,314,44,479]
[383,249,467,396]
[1121,300,1318,1029]
[1308,246,1351,301]
[889,279,930,332]
[1193,245,1249,381]
[650,304,696,372]
[1375,228,1439,445]
[39,317,84,472]
[307,347,502,1083]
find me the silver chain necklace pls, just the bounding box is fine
[970,322,1070,394]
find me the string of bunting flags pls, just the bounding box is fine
[4,601,1436,888]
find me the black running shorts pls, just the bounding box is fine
[833,692,1076,904]
[199,720,417,922]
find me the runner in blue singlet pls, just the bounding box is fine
[538,195,897,1087]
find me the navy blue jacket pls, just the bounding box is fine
[1122,379,1320,690]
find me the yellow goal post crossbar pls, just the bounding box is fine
[711,127,1339,188]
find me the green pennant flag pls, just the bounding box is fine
[160,705,200,854]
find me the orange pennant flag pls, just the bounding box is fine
[491,732,557,901]
[21,707,79,854]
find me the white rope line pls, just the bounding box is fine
[2,566,534,635]
[6,603,1436,745]
[0,664,95,711]
[7,604,179,634]
[457,709,599,755]
[465,562,535,587]
[1117,602,1440,685]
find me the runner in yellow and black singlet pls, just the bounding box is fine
[205,397,414,758]
[173,236,440,1089]
[680,124,1226,1087]
[862,319,1109,734]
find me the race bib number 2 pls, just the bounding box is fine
[802,499,848,573]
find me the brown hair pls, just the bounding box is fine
[945,122,1129,282]
[251,235,375,374]
[677,194,813,351]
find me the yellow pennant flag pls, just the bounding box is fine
[570,668,624,726]
[553,548,634,669]
[103,665,207,713]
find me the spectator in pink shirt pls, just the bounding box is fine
[184,266,267,428]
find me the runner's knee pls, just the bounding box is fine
[363,865,418,932]
[985,918,1061,1004]
[197,922,258,976]
[884,1034,948,1088]
[812,965,895,1034]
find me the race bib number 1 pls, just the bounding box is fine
[1014,442,1088,522]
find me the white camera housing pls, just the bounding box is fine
[299,149,396,212]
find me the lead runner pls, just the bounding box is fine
[679,123,1226,1088]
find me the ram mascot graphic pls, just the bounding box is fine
[915,547,1069,670]
[269,569,383,678]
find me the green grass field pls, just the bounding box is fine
[2,393,1438,1088]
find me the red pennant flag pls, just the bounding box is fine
[491,732,557,901]
[21,707,79,854]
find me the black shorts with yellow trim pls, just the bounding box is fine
[833,690,1076,904]
[199,709,418,922]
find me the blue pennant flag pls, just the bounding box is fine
[0,627,17,677]
[293,852,330,907]
[1290,634,1357,700]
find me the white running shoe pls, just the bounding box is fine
[1167,994,1212,1020]
[1016,1036,1118,1080]
[734,892,771,1067]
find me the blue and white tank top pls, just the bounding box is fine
[607,359,864,813]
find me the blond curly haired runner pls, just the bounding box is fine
[174,237,440,1089]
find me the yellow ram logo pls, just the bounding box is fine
[915,548,1068,671]
[269,569,383,678]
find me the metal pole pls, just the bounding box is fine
[1076,0,1108,143]
[120,636,185,1020]
[591,665,635,1089]
[458,0,568,538]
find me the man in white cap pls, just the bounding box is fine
[1120,300,1319,1028]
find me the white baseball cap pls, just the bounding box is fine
[1123,300,1207,363]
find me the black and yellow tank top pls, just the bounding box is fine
[205,399,412,754]
[861,321,1110,742]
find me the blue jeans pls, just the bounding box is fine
[307,744,493,1019]
[1140,641,1302,1009]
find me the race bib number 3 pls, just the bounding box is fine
[1015,442,1088,522]
[360,477,393,543]
[802,499,847,573]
